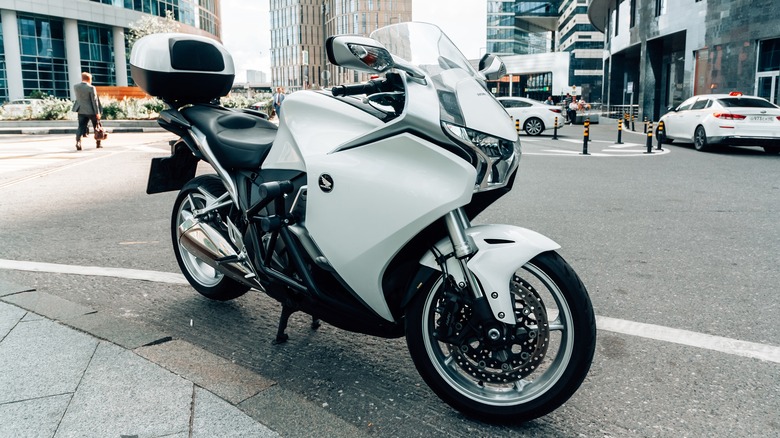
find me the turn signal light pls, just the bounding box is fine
[713,113,746,120]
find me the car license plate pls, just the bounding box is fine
[749,115,774,122]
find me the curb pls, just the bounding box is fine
[0,278,368,438]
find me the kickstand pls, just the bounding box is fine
[311,315,321,330]
[273,305,294,345]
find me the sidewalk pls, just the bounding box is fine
[0,278,365,438]
[0,120,165,135]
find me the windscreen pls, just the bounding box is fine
[717,97,778,108]
[371,22,482,125]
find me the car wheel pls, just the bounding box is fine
[523,117,544,136]
[657,127,673,144]
[693,126,711,152]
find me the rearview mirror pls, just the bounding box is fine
[326,35,394,74]
[479,53,507,81]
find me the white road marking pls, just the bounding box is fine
[1,258,778,363]
[0,259,187,285]
[597,316,780,364]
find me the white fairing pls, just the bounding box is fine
[263,92,384,171]
[305,133,476,320]
[420,224,560,324]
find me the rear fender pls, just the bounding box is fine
[419,224,559,324]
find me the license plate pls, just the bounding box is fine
[749,115,774,122]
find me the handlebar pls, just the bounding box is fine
[331,79,383,97]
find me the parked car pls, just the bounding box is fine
[658,92,780,153]
[246,101,270,119]
[1,98,43,118]
[497,96,564,136]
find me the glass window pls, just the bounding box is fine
[677,97,696,111]
[17,15,69,98]
[78,23,115,86]
[718,97,777,108]
[690,99,709,110]
[758,38,780,73]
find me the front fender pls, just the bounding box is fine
[419,224,560,324]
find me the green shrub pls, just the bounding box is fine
[100,99,127,120]
[143,98,166,115]
[38,96,71,120]
[220,94,253,109]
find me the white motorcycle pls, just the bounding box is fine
[130,22,595,422]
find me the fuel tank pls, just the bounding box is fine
[262,91,385,172]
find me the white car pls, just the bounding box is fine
[658,92,780,153]
[1,98,43,118]
[497,96,564,136]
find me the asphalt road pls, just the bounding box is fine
[0,125,778,437]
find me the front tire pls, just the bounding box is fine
[172,175,250,301]
[657,127,673,144]
[406,251,596,422]
[523,117,545,136]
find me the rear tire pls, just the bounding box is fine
[694,126,711,151]
[405,251,596,422]
[172,175,250,301]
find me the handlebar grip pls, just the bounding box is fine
[331,81,380,97]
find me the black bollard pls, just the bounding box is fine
[656,120,665,151]
[631,113,636,131]
[582,118,591,155]
[553,116,559,140]
[643,117,648,133]
[645,120,654,154]
[616,118,623,144]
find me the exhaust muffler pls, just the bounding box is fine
[177,217,260,289]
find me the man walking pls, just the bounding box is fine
[73,72,102,150]
[272,87,285,119]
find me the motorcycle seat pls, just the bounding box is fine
[182,104,277,169]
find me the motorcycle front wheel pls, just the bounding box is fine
[405,250,596,422]
[171,175,250,301]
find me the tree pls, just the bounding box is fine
[127,10,180,50]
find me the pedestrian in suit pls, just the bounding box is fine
[272,87,285,119]
[73,72,102,150]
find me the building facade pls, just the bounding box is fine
[588,0,780,120]
[269,0,411,91]
[558,0,604,102]
[486,1,561,56]
[0,0,221,103]
[485,1,604,102]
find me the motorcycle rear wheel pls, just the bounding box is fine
[405,250,595,422]
[171,175,250,301]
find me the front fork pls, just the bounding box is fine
[427,208,561,326]
[443,209,484,300]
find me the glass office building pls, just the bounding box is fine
[269,0,411,91]
[486,1,604,102]
[588,0,780,120]
[0,0,221,103]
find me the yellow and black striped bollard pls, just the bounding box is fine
[645,120,654,154]
[617,118,623,144]
[582,118,591,155]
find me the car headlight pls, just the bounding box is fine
[442,122,521,192]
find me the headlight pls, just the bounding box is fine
[443,122,521,192]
